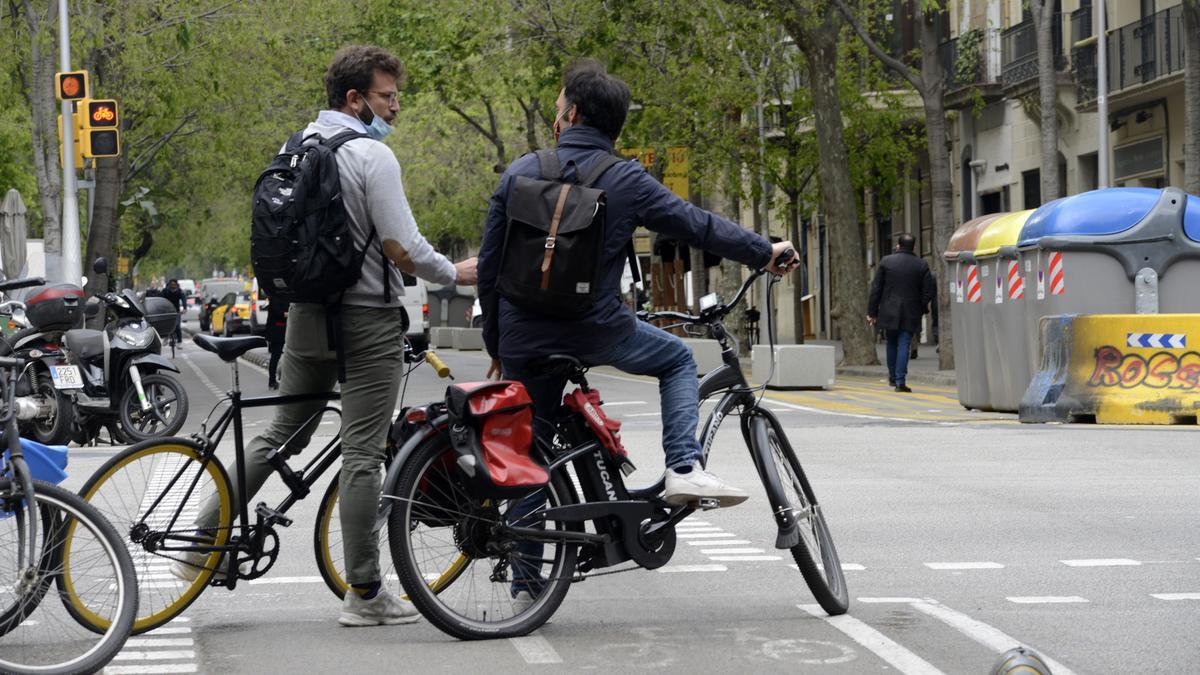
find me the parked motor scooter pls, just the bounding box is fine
[61,258,190,444]
[0,281,81,445]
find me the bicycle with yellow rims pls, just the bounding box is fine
[70,333,455,634]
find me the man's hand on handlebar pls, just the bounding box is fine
[766,241,799,276]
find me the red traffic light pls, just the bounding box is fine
[56,71,89,101]
[87,100,118,128]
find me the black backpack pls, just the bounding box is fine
[250,130,390,305]
[498,149,630,319]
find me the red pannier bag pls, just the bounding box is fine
[445,381,549,497]
[562,388,635,474]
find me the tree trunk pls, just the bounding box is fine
[917,7,956,371]
[1030,0,1062,201]
[25,5,63,255]
[786,8,877,365]
[712,165,747,354]
[84,156,121,300]
[1185,0,1200,195]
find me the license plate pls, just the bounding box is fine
[50,365,83,389]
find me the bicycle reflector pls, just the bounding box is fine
[56,71,89,101]
[405,408,429,424]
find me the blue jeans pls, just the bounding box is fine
[502,320,703,594]
[885,329,914,386]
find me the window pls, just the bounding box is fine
[1022,169,1042,209]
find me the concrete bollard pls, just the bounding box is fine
[430,326,456,349]
[451,327,485,351]
[752,344,835,390]
[680,338,723,376]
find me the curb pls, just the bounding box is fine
[836,365,957,387]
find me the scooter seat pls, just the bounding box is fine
[193,334,266,362]
[64,329,105,361]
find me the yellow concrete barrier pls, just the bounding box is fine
[1021,314,1200,424]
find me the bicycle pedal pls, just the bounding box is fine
[696,498,720,511]
[254,503,293,528]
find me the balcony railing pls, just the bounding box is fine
[1070,6,1092,44]
[938,29,1000,92]
[1001,18,1067,87]
[1074,5,1187,105]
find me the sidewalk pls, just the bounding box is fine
[806,339,956,387]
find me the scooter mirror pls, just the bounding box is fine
[84,296,101,318]
[92,258,108,275]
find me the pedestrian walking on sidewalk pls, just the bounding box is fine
[867,233,933,392]
[265,299,289,390]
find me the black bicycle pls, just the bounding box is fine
[71,333,452,634]
[0,277,139,675]
[385,250,849,640]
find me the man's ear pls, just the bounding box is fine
[567,105,580,125]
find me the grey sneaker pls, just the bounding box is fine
[339,590,421,627]
[663,464,749,508]
[169,547,228,583]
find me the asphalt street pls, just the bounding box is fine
[48,312,1200,674]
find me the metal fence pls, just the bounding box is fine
[1074,5,1186,104]
[1001,17,1067,87]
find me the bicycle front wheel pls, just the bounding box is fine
[763,424,849,615]
[75,438,233,634]
[0,478,137,675]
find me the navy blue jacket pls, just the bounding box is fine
[477,126,773,362]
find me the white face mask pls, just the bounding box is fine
[553,104,574,143]
[355,96,393,140]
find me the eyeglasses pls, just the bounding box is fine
[368,90,399,104]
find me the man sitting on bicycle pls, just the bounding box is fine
[477,59,797,508]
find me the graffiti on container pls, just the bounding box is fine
[1088,346,1200,390]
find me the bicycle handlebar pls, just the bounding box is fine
[0,277,45,292]
[424,350,452,379]
[640,248,795,325]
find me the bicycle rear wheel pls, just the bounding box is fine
[388,435,577,640]
[74,438,233,634]
[763,424,849,615]
[0,478,137,675]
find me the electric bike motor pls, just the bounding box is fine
[24,283,85,332]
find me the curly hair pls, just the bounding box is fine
[325,45,406,108]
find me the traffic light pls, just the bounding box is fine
[57,111,84,170]
[81,99,120,158]
[55,71,89,101]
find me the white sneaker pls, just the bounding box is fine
[168,547,249,583]
[339,590,421,627]
[663,464,749,507]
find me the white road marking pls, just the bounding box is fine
[246,576,325,585]
[143,627,192,635]
[793,563,867,571]
[676,532,740,539]
[602,401,648,407]
[123,638,195,648]
[688,539,750,546]
[707,555,782,562]
[798,604,945,675]
[924,561,1004,570]
[180,353,224,398]
[700,548,764,555]
[674,526,723,532]
[1006,596,1089,604]
[509,633,562,664]
[624,412,661,418]
[112,652,197,661]
[657,564,728,573]
[856,597,923,603]
[911,600,1079,675]
[1151,592,1200,600]
[1059,558,1141,567]
[104,665,198,674]
[764,397,958,426]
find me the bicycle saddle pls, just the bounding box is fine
[193,334,267,362]
[528,354,586,379]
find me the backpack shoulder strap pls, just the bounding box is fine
[580,153,622,188]
[323,130,368,152]
[535,149,563,181]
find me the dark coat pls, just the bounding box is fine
[477,125,772,362]
[868,250,934,333]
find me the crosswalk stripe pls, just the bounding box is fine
[910,601,1079,675]
[798,604,944,675]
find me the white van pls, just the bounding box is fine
[400,272,429,351]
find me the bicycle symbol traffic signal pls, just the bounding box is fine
[87,100,118,127]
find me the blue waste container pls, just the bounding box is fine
[1158,193,1200,312]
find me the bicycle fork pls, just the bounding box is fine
[740,409,801,550]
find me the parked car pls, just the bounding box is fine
[210,291,254,336]
[178,279,196,304]
[198,278,244,332]
[400,272,429,352]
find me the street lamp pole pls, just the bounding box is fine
[1096,0,1110,188]
[57,0,82,284]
